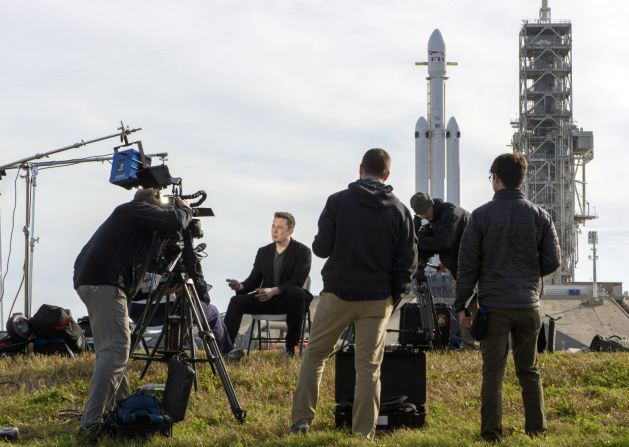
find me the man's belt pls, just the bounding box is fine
[331,291,390,301]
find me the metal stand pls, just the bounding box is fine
[0,123,142,317]
[386,272,442,350]
[129,251,246,424]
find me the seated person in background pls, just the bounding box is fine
[224,211,312,356]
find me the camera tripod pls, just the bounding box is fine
[129,249,246,423]
[387,267,443,350]
[413,272,442,349]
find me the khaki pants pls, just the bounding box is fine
[480,307,545,441]
[77,285,131,428]
[291,292,393,440]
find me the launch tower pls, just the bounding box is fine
[511,0,595,283]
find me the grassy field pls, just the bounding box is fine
[0,350,627,446]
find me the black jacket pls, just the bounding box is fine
[417,199,469,278]
[313,180,417,300]
[239,239,312,294]
[73,200,193,296]
[454,189,561,312]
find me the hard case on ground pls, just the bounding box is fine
[398,302,433,348]
[162,355,196,422]
[334,345,427,429]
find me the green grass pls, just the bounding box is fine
[0,350,627,446]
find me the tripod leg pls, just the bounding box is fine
[427,290,442,347]
[183,298,200,392]
[182,282,247,423]
[130,285,167,355]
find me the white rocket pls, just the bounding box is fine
[415,29,460,205]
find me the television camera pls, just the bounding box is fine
[413,215,436,270]
[390,216,456,350]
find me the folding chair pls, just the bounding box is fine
[246,277,312,355]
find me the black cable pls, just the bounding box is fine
[8,274,24,316]
[0,168,21,305]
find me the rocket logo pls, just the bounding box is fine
[429,49,445,63]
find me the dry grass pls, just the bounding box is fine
[0,350,627,446]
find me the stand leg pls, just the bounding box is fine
[181,283,247,423]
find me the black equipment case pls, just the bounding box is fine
[434,302,456,347]
[398,302,434,348]
[334,346,426,429]
[29,304,86,353]
[162,355,196,422]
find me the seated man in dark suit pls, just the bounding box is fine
[224,211,312,356]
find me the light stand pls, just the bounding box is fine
[588,231,599,305]
[0,123,142,318]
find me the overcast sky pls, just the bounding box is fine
[1,0,627,323]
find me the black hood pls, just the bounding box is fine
[348,179,397,209]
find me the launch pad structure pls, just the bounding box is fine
[511,0,596,284]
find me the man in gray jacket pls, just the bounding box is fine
[455,153,560,442]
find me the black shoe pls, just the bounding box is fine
[226,348,245,362]
[284,346,295,358]
[78,423,104,443]
[525,428,547,438]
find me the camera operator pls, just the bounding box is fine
[410,192,469,280]
[73,187,192,436]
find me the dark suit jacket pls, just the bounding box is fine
[239,239,312,295]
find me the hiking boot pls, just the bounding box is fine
[289,419,309,435]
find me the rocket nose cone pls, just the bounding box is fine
[428,29,445,53]
[446,117,459,131]
[415,116,428,131]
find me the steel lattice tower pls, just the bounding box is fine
[511,0,595,283]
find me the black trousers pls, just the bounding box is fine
[224,287,312,349]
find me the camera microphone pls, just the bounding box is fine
[194,243,207,253]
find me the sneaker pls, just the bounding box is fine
[289,419,309,435]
